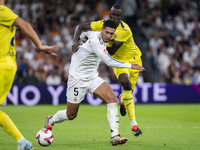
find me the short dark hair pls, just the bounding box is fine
[112,4,122,10]
[103,20,117,29]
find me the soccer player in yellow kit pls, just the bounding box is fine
[0,0,59,149]
[72,4,143,136]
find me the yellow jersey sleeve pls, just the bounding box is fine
[91,20,105,31]
[0,5,18,27]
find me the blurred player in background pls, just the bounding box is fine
[72,4,143,137]
[44,20,144,146]
[0,0,59,149]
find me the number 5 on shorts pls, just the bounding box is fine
[74,87,78,96]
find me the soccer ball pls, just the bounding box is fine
[36,128,54,146]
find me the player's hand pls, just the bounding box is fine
[131,64,145,71]
[80,35,89,43]
[72,41,80,53]
[38,45,60,56]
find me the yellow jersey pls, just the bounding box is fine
[91,20,142,63]
[0,5,18,70]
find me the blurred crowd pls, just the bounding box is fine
[138,0,200,84]
[5,0,200,85]
[7,0,117,85]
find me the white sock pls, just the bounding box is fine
[107,103,119,137]
[130,119,137,127]
[17,137,25,144]
[50,110,68,125]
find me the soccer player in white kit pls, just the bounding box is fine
[44,20,145,146]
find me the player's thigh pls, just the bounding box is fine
[0,69,16,105]
[66,75,88,104]
[130,58,142,90]
[129,70,139,90]
[112,67,129,80]
[113,68,139,91]
[113,67,132,87]
[93,82,118,104]
[113,59,142,90]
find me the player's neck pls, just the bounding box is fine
[0,0,5,5]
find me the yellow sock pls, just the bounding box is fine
[122,90,135,120]
[0,110,23,141]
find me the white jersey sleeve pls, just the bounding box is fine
[90,37,131,68]
[80,31,93,42]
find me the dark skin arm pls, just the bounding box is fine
[72,22,91,53]
[13,17,59,55]
[107,41,123,55]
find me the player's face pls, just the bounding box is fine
[109,8,122,26]
[101,27,115,42]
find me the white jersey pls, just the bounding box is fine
[69,31,131,80]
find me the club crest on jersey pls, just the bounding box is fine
[74,97,77,101]
[113,33,117,39]
[6,51,15,56]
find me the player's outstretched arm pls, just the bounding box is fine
[72,22,91,53]
[13,17,59,56]
[107,41,123,55]
[131,64,145,71]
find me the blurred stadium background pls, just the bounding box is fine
[2,0,200,105]
[1,1,200,149]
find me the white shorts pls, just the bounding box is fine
[66,75,105,104]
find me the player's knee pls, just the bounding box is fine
[67,113,77,120]
[121,82,132,90]
[119,75,132,90]
[107,95,118,104]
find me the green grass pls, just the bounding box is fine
[0,104,200,150]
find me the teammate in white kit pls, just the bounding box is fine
[44,20,145,146]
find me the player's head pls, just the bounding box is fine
[103,20,117,29]
[101,20,117,42]
[109,4,123,26]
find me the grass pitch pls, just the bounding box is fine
[0,104,200,150]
